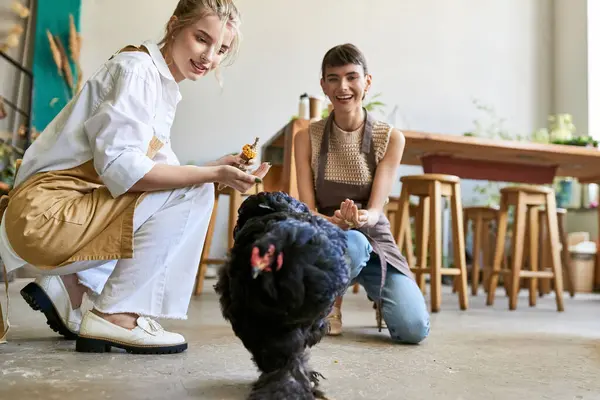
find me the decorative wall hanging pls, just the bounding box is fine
[31,0,82,132]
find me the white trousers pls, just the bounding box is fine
[37,183,215,319]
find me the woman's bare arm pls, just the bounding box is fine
[129,164,220,192]
[129,163,263,194]
[293,128,333,222]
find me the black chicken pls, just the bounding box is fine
[214,192,350,400]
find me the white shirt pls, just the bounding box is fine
[14,40,182,197]
[0,40,182,272]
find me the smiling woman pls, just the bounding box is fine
[294,43,431,344]
[0,0,271,354]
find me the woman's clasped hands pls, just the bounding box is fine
[331,199,369,230]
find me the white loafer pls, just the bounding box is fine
[20,276,82,339]
[75,311,188,354]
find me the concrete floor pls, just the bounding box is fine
[1,278,599,400]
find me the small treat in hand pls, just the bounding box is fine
[241,137,259,163]
[218,137,260,191]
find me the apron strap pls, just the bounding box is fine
[315,109,386,331]
[0,196,10,344]
[0,158,21,344]
[109,44,150,61]
[362,232,387,332]
[315,114,333,196]
[0,263,9,344]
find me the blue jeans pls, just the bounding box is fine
[346,230,430,344]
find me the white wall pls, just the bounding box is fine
[586,0,600,138]
[553,0,588,134]
[80,0,554,259]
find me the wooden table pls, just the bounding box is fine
[401,130,600,184]
[263,124,600,189]
[261,123,600,287]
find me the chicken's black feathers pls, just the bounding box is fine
[214,191,349,399]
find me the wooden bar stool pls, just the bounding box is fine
[486,185,565,311]
[385,196,401,235]
[463,206,499,295]
[395,174,469,312]
[194,183,263,295]
[538,208,575,297]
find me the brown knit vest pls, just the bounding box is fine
[309,118,392,185]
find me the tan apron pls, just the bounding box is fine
[314,110,414,331]
[0,45,163,343]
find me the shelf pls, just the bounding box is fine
[0,49,34,150]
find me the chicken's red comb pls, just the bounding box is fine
[250,245,283,272]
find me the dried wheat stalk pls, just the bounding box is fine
[68,14,80,62]
[53,36,74,94]
[75,63,83,94]
[46,14,84,97]
[47,30,63,76]
[68,14,83,95]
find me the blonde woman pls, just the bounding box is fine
[0,0,269,354]
[295,44,429,344]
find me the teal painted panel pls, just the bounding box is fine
[32,0,82,132]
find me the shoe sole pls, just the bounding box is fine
[20,282,78,340]
[76,336,188,354]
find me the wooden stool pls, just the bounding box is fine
[194,183,263,295]
[538,208,575,297]
[486,185,565,311]
[395,174,469,312]
[463,206,499,295]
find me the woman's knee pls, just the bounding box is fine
[381,274,431,344]
[387,310,430,344]
[345,230,372,279]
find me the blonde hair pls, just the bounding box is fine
[160,0,242,85]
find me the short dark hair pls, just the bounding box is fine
[321,43,368,79]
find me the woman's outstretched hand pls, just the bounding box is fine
[216,162,271,193]
[208,152,257,171]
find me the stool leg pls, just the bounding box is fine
[194,191,220,296]
[454,212,470,295]
[482,219,492,292]
[558,213,575,297]
[228,191,243,248]
[508,193,527,310]
[395,188,416,270]
[544,193,565,312]
[487,195,509,306]
[388,209,396,236]
[416,196,430,294]
[450,182,468,310]
[472,214,483,296]
[528,207,540,307]
[396,186,417,281]
[538,214,549,296]
[429,181,443,312]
